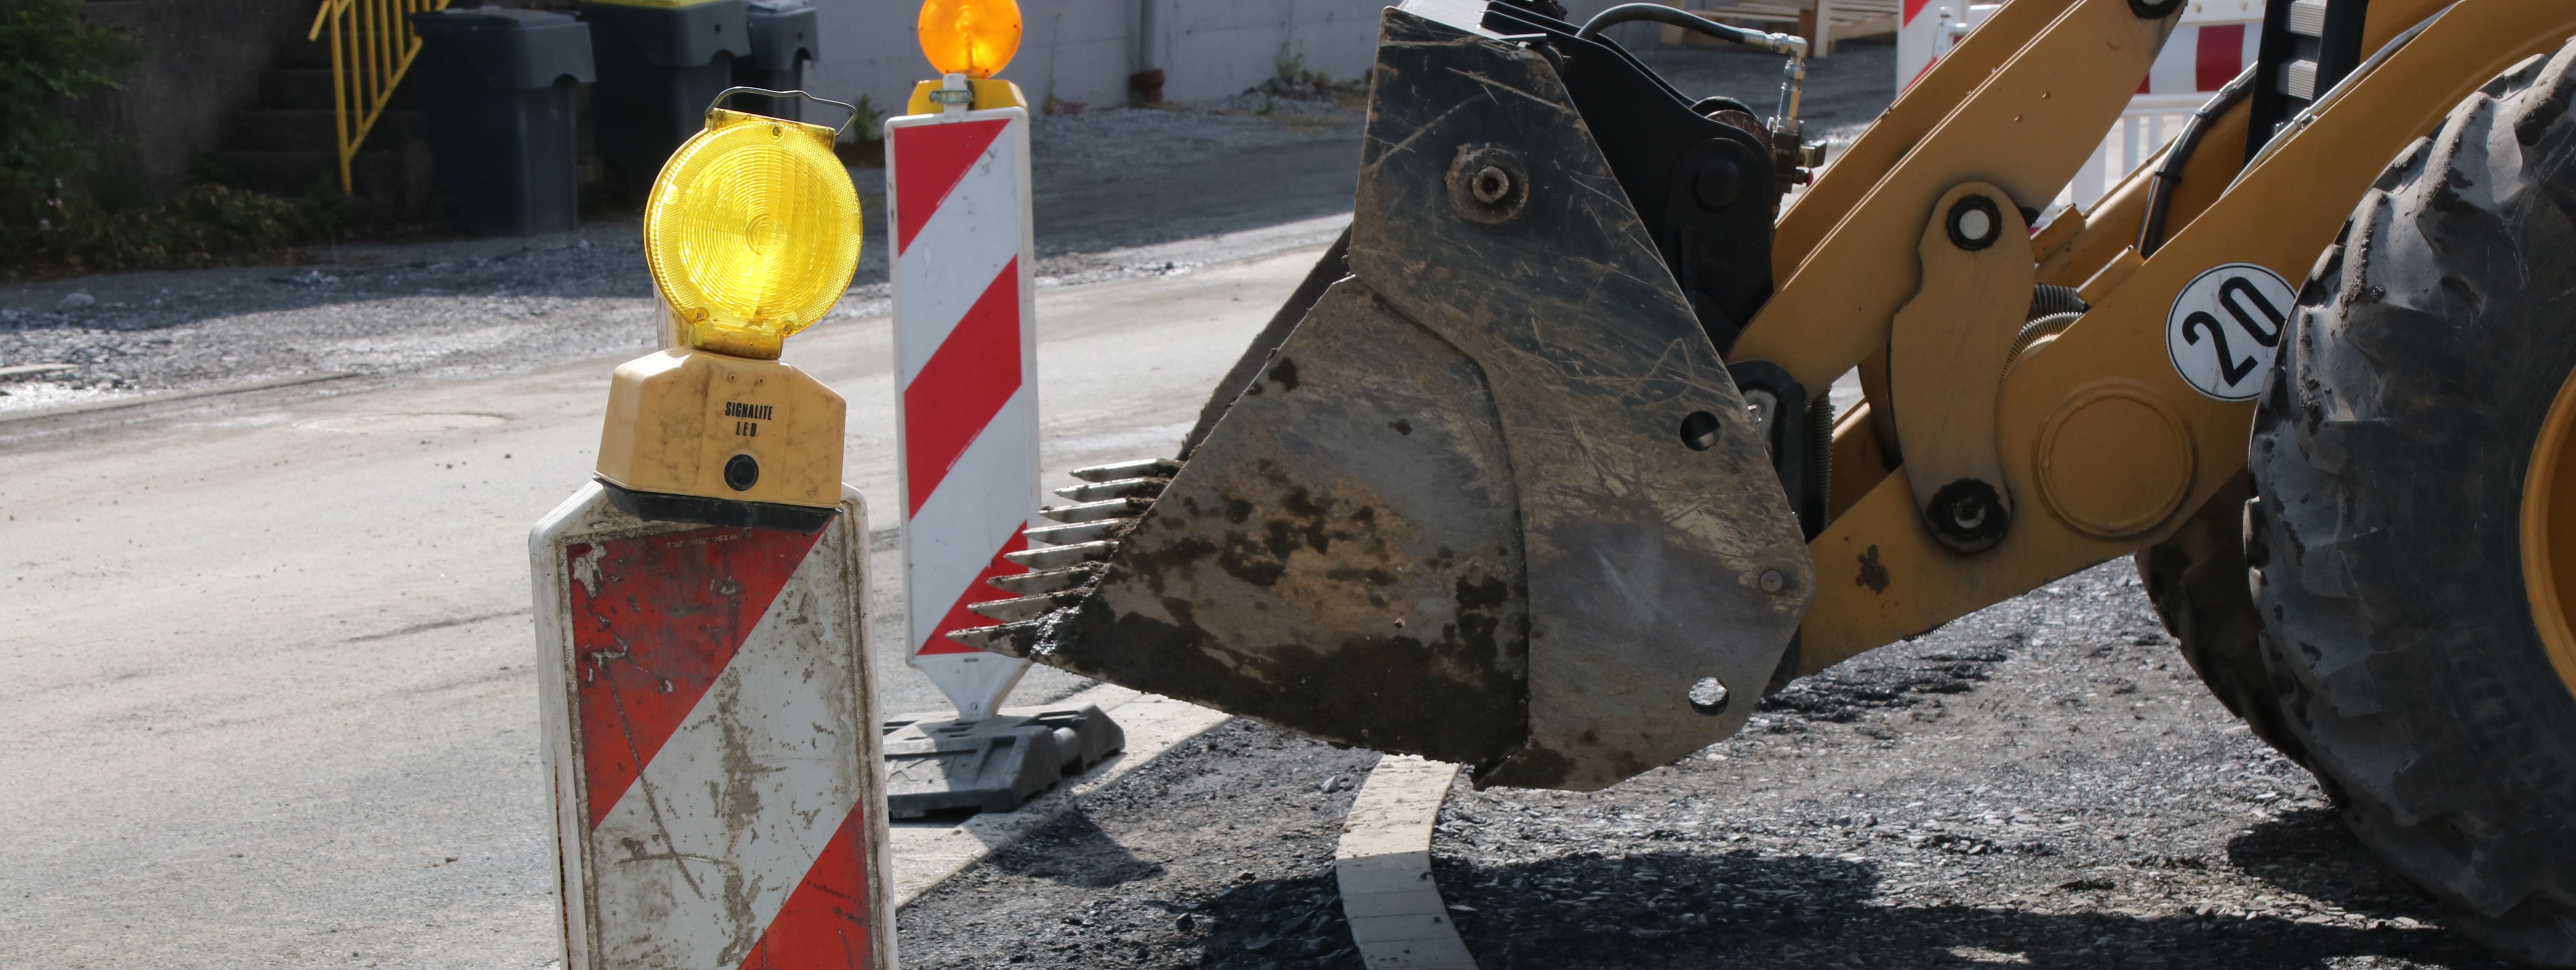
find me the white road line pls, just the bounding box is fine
[1337,755,1479,970]
[887,684,1232,907]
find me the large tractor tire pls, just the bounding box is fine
[2132,473,2307,765]
[2248,45,2576,966]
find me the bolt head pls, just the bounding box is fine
[1759,569,1785,593]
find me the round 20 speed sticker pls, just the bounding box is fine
[2166,263,2296,400]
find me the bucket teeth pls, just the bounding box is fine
[988,565,1098,595]
[1069,458,1181,482]
[1025,518,1134,546]
[945,621,1043,658]
[1005,540,1118,570]
[966,591,1088,623]
[1040,497,1153,524]
[1054,476,1170,502]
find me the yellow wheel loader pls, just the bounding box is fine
[955,0,2576,961]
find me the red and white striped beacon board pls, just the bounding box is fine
[885,82,1041,722]
[531,485,893,969]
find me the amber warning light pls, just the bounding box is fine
[917,0,1022,79]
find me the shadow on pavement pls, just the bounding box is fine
[1437,849,2506,970]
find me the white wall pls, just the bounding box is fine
[1152,0,1383,101]
[804,0,1662,131]
[808,0,1391,129]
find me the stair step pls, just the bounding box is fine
[223,108,424,154]
[270,39,338,70]
[208,149,406,197]
[225,109,342,153]
[259,68,339,111]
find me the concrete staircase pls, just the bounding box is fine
[210,40,432,212]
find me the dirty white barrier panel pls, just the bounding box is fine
[1337,755,1479,970]
[532,485,894,969]
[887,97,1042,724]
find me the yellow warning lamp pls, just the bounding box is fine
[908,0,1030,114]
[596,89,862,520]
[644,104,861,360]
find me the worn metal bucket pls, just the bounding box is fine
[956,3,1813,791]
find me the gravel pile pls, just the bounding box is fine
[899,562,2512,970]
[896,718,1379,970]
[0,234,660,411]
[1431,561,2507,970]
[0,98,1368,413]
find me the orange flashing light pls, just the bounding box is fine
[917,0,1022,79]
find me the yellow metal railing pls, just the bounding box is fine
[307,0,449,194]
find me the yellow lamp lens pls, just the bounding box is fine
[917,0,1021,79]
[642,110,862,359]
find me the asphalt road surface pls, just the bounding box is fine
[0,236,1333,970]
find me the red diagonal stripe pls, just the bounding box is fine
[1902,0,1929,25]
[917,527,1028,656]
[2196,24,2246,91]
[735,803,875,970]
[902,258,1022,516]
[568,524,826,829]
[894,118,1010,254]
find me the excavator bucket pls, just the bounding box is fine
[954,1,1814,791]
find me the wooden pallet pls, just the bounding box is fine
[1660,0,1898,56]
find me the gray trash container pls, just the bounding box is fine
[578,0,748,191]
[729,0,818,121]
[412,8,595,236]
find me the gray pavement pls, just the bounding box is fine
[0,236,1335,970]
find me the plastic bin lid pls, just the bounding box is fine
[415,9,598,90]
[743,0,816,70]
[576,0,750,68]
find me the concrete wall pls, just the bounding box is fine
[1150,0,1382,102]
[804,0,1674,130]
[808,0,1446,129]
[67,0,1674,203]
[79,0,315,203]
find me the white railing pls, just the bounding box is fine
[2064,94,2215,210]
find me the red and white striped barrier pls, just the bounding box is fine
[886,96,1041,723]
[533,485,891,970]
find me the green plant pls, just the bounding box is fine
[0,3,336,277]
[0,0,136,273]
[27,184,320,275]
[299,174,348,236]
[0,0,128,208]
[849,94,887,139]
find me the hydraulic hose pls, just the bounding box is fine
[1577,2,1801,54]
[1578,3,1810,152]
[2136,65,2256,257]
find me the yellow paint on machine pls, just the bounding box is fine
[1796,0,2576,672]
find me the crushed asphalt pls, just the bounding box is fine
[0,91,1373,415]
[895,561,2513,970]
